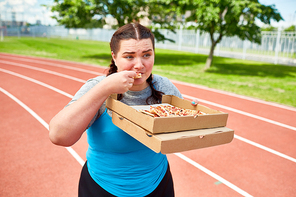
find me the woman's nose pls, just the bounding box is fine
[134,58,144,69]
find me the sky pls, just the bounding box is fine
[0,0,57,26]
[0,0,295,28]
[259,0,296,28]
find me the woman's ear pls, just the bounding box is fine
[111,51,116,63]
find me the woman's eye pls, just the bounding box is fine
[143,54,151,58]
[125,56,133,59]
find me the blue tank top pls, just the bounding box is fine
[86,109,168,197]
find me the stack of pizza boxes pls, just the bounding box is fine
[106,94,234,154]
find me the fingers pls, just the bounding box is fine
[125,71,137,79]
[122,71,138,89]
[127,81,134,89]
[191,99,199,106]
[124,71,136,86]
[106,71,136,94]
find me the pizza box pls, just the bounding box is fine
[106,94,228,134]
[112,112,234,154]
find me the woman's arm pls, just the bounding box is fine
[49,71,136,147]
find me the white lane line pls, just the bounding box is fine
[234,134,296,163]
[0,68,73,98]
[2,67,296,163]
[183,94,296,131]
[3,54,296,194]
[183,94,296,163]
[0,87,85,166]
[3,57,295,132]
[174,153,253,197]
[0,55,104,75]
[1,73,251,197]
[3,59,295,130]
[0,60,87,83]
[1,68,294,196]
[171,79,296,112]
[3,54,296,120]
[2,53,295,112]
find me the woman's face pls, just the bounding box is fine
[112,38,154,91]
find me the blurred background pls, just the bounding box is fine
[0,0,295,66]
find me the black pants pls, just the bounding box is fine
[78,162,175,197]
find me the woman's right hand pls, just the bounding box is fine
[105,71,137,94]
[49,71,137,146]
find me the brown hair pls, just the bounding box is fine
[107,23,163,104]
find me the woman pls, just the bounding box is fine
[49,23,196,196]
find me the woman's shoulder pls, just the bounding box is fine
[81,75,106,88]
[153,74,176,87]
[153,74,170,83]
[88,75,106,83]
[71,75,106,100]
[152,74,182,98]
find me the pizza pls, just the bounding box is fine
[139,105,206,118]
[134,73,142,79]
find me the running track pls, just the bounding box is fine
[1,53,296,197]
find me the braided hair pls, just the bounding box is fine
[107,23,163,104]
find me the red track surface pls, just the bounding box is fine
[1,53,296,197]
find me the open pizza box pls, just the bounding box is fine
[112,112,234,154]
[106,94,229,134]
[106,94,234,154]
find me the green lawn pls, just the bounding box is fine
[1,37,295,107]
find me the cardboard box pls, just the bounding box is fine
[112,112,234,154]
[106,94,228,134]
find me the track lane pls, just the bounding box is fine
[0,71,249,196]
[1,60,292,161]
[1,59,253,196]
[167,154,243,197]
[1,53,295,127]
[0,53,108,75]
[1,56,294,177]
[0,62,85,96]
[181,139,296,196]
[0,90,82,197]
[173,82,296,127]
[0,57,99,81]
[193,101,296,159]
[2,64,296,162]
[1,53,294,196]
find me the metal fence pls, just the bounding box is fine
[156,28,296,66]
[1,26,295,66]
[0,26,116,41]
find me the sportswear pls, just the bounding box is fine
[69,74,182,196]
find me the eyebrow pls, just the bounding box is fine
[143,49,153,53]
[122,49,153,55]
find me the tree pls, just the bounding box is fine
[146,0,183,42]
[50,0,105,28]
[50,0,150,28]
[284,25,296,32]
[182,0,283,69]
[49,0,180,42]
[261,25,277,31]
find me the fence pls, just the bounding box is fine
[156,28,296,66]
[1,26,295,66]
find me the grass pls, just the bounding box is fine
[1,36,296,107]
[0,37,111,65]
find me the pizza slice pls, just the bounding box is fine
[139,105,206,118]
[134,73,142,79]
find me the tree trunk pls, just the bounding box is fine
[204,42,216,70]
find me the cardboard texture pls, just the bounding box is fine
[112,112,234,154]
[106,94,229,134]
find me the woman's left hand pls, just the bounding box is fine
[191,99,199,106]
